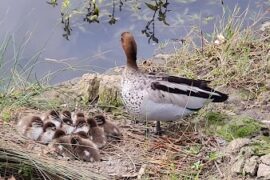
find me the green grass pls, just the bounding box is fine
[204,111,262,141]
[0,4,269,180]
[159,7,270,99]
[217,117,261,141]
[251,136,270,156]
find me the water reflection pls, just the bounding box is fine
[0,0,269,84]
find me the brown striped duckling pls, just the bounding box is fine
[73,115,89,134]
[39,122,57,144]
[53,129,66,139]
[17,116,44,140]
[49,129,75,159]
[71,135,101,162]
[71,112,85,123]
[94,115,122,140]
[61,117,75,134]
[61,110,72,119]
[43,110,62,128]
[87,118,106,148]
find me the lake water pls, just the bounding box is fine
[0,0,269,84]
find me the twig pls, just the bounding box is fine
[214,161,224,178]
[201,29,204,54]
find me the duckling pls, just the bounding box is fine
[39,122,57,144]
[71,112,85,124]
[71,136,100,162]
[73,117,89,134]
[76,112,85,118]
[94,115,122,140]
[17,116,44,140]
[61,117,75,134]
[43,110,62,128]
[49,129,76,159]
[87,118,106,148]
[62,110,72,119]
[53,129,66,139]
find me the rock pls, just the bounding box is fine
[261,120,270,126]
[98,75,123,108]
[31,74,101,107]
[240,146,254,158]
[76,73,101,103]
[231,156,245,175]
[35,73,124,108]
[243,156,259,176]
[226,138,251,154]
[260,154,270,166]
[257,163,270,179]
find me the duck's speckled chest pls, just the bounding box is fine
[121,69,147,115]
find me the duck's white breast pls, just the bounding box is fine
[40,131,55,144]
[28,127,43,140]
[65,125,75,134]
[121,72,145,115]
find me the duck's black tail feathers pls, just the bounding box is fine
[211,90,228,102]
[158,75,229,102]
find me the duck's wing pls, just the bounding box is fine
[146,75,228,110]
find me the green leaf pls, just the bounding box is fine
[145,2,158,11]
[94,6,99,16]
[61,0,70,10]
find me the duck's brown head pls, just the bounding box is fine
[94,115,106,125]
[53,129,66,139]
[62,110,71,119]
[63,118,73,126]
[121,32,138,70]
[75,118,87,128]
[87,118,98,128]
[76,112,85,118]
[30,116,43,127]
[43,122,56,132]
[49,110,60,118]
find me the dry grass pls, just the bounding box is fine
[0,110,225,180]
[0,123,108,180]
[1,6,269,180]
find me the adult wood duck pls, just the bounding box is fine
[120,32,228,134]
